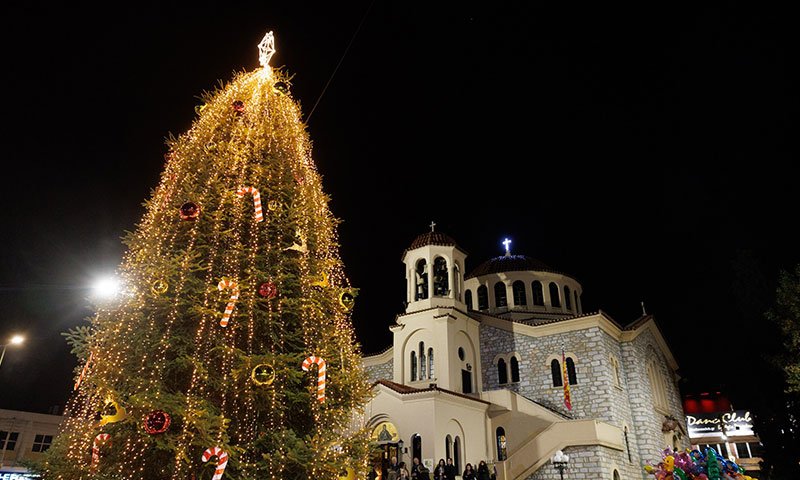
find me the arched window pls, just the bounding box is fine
[477,285,489,310]
[494,282,507,308]
[453,436,461,471]
[428,348,435,379]
[574,290,579,313]
[496,427,507,461]
[613,470,621,480]
[564,285,572,310]
[454,263,461,301]
[445,435,452,462]
[549,282,561,308]
[566,357,578,385]
[415,260,428,300]
[433,257,449,297]
[646,358,668,410]
[465,290,473,310]
[610,356,621,387]
[510,356,520,383]
[624,426,631,462]
[497,358,508,384]
[411,351,417,381]
[419,342,426,380]
[512,281,527,306]
[551,359,563,387]
[532,281,545,306]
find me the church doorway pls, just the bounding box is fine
[370,421,403,467]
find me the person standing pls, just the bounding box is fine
[411,457,421,480]
[476,461,491,480]
[462,463,477,480]
[444,458,457,480]
[434,459,446,480]
[388,456,400,480]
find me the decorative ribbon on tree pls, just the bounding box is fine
[91,433,111,470]
[202,447,229,480]
[217,277,239,327]
[562,344,572,411]
[302,355,327,403]
[235,186,264,222]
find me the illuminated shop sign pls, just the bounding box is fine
[685,410,754,438]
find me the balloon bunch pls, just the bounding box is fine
[643,447,757,480]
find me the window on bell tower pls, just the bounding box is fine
[415,259,428,300]
[433,257,449,296]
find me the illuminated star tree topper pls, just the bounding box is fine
[258,30,276,72]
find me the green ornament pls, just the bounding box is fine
[673,466,688,480]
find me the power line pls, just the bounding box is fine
[306,0,376,122]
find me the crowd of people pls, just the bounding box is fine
[368,456,497,480]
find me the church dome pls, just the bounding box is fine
[466,255,566,279]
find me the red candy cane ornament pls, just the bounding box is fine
[302,355,327,403]
[91,433,111,470]
[202,446,229,480]
[236,186,264,222]
[217,277,239,327]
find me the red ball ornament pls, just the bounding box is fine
[179,202,200,220]
[232,100,245,114]
[258,282,278,299]
[144,410,171,434]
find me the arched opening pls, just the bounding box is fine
[465,289,473,310]
[613,470,621,480]
[497,358,508,384]
[433,257,449,297]
[453,436,461,472]
[445,435,453,463]
[419,342,426,380]
[494,281,507,308]
[510,356,520,383]
[411,434,422,464]
[566,357,578,385]
[512,280,527,306]
[564,285,572,310]
[410,351,417,381]
[549,282,561,308]
[454,263,462,301]
[415,259,428,300]
[496,427,507,461]
[551,359,563,387]
[428,348,435,379]
[574,290,579,313]
[477,285,489,310]
[532,281,545,306]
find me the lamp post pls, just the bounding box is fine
[551,450,569,480]
[0,335,24,368]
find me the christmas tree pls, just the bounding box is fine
[41,32,372,480]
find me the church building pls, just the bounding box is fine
[361,229,687,480]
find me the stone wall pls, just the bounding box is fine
[364,356,393,383]
[526,445,642,480]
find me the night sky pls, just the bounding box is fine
[1,0,797,443]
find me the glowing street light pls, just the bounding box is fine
[551,450,569,480]
[0,335,25,368]
[92,276,122,299]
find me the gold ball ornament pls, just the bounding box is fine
[339,290,356,311]
[338,467,356,480]
[151,279,168,295]
[251,364,275,386]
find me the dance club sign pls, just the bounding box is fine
[685,410,754,438]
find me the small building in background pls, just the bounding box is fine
[0,408,64,479]
[683,391,763,475]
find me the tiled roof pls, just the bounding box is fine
[465,255,570,279]
[402,231,467,259]
[373,379,491,405]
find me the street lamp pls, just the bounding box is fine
[551,450,569,480]
[0,335,24,368]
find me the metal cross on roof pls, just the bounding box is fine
[430,221,436,232]
[503,238,512,255]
